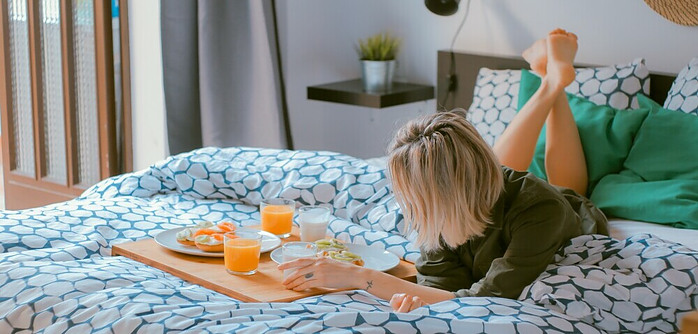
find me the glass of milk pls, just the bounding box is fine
[281,241,317,279]
[298,205,331,242]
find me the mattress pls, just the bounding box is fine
[609,218,698,250]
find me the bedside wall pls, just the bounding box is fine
[129,0,698,169]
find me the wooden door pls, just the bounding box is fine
[0,0,131,209]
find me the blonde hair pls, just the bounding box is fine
[387,109,504,252]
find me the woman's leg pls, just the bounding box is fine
[493,31,562,171]
[494,29,588,195]
[543,32,587,195]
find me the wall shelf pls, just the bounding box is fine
[307,79,434,108]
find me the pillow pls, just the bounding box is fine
[664,57,698,115]
[565,58,649,110]
[624,94,698,181]
[468,59,650,146]
[467,69,520,146]
[591,94,698,229]
[518,69,650,195]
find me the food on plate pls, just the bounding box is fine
[176,221,236,247]
[176,221,215,246]
[314,238,348,256]
[314,238,364,266]
[193,228,219,237]
[195,233,225,252]
[217,221,236,233]
[324,250,365,267]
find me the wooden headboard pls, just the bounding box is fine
[435,51,677,111]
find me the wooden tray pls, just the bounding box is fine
[682,309,698,333]
[112,226,417,302]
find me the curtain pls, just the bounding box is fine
[161,0,292,155]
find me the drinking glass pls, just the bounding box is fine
[260,198,295,238]
[224,228,263,275]
[281,241,317,279]
[298,205,331,242]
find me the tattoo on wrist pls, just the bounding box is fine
[365,280,373,290]
[305,273,314,279]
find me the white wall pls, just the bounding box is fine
[129,0,698,166]
[128,0,167,171]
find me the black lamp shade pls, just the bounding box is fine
[425,0,460,16]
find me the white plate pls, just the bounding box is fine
[154,227,281,258]
[270,243,400,272]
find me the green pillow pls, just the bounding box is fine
[517,69,649,195]
[591,171,698,229]
[623,94,698,181]
[591,96,698,228]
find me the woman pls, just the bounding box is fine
[278,29,608,313]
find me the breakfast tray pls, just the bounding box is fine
[112,227,417,302]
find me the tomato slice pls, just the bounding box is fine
[217,221,236,232]
[193,228,217,237]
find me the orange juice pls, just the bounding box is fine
[224,238,261,274]
[261,205,294,237]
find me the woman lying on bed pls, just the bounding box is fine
[278,29,609,312]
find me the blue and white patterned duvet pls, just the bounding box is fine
[0,147,696,333]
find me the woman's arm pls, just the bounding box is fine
[278,257,455,304]
[360,266,455,303]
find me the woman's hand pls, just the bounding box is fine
[278,257,368,291]
[280,257,450,310]
[389,293,427,313]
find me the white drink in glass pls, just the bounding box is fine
[298,206,330,242]
[282,242,317,279]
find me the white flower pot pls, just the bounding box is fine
[361,60,396,93]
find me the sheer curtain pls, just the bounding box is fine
[161,0,291,154]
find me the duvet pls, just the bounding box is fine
[0,147,696,333]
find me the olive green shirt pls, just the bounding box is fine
[416,167,608,299]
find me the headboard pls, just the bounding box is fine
[435,50,677,111]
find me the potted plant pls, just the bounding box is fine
[357,32,401,93]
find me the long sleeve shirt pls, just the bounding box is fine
[415,167,608,299]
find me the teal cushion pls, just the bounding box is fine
[591,171,698,229]
[517,69,650,195]
[623,94,698,181]
[590,95,698,228]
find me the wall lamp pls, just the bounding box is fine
[425,0,460,16]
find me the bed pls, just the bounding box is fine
[1,52,697,333]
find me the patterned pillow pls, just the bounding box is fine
[664,57,698,115]
[467,69,520,146]
[467,59,650,146]
[566,58,650,110]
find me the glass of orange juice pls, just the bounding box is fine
[260,198,295,238]
[224,229,263,275]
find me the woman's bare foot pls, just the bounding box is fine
[546,29,577,89]
[522,38,547,76]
